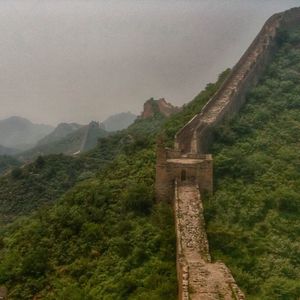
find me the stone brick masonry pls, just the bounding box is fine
[175,182,244,299]
[155,7,300,300]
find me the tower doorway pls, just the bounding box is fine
[181,169,187,181]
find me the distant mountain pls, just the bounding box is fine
[0,144,18,156]
[103,112,137,132]
[0,96,175,224]
[0,116,54,150]
[37,122,83,146]
[18,121,108,161]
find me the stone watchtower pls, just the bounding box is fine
[155,139,213,203]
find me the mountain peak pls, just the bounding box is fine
[37,122,83,146]
[103,112,137,132]
[0,116,54,150]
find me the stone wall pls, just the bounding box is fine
[175,181,244,299]
[155,143,213,202]
[155,7,300,299]
[175,7,300,154]
[174,181,189,300]
[79,121,101,152]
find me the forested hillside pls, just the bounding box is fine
[2,26,299,300]
[18,123,108,161]
[0,156,20,176]
[0,70,227,299]
[205,28,300,299]
[0,114,164,225]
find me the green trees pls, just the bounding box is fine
[0,63,228,298]
[205,27,300,299]
[11,167,23,179]
[0,155,20,175]
[123,183,153,215]
[0,146,177,299]
[3,26,300,298]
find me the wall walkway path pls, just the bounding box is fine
[175,181,244,300]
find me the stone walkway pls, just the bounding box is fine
[176,182,245,300]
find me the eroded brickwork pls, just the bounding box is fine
[155,7,300,300]
[175,182,244,300]
[175,7,300,154]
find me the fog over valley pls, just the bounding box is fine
[0,0,300,125]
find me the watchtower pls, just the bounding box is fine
[155,141,213,203]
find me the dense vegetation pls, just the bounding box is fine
[0,71,228,227]
[0,154,102,225]
[205,28,300,299]
[0,156,20,176]
[0,114,165,225]
[0,148,177,299]
[2,26,299,299]
[0,68,228,298]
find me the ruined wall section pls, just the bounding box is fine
[155,8,300,299]
[175,7,300,154]
[175,181,244,300]
[79,121,102,153]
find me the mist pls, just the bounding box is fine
[0,0,299,125]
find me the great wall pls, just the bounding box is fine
[155,7,300,300]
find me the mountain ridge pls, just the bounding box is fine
[0,116,53,151]
[37,122,83,146]
[18,121,107,161]
[103,112,137,132]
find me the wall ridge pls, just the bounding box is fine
[155,6,300,299]
[175,7,300,154]
[175,180,244,299]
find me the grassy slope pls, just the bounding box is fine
[205,29,300,299]
[0,72,227,299]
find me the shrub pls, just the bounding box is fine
[123,183,153,215]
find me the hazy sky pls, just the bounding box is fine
[0,0,300,125]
